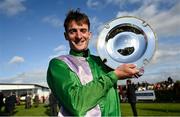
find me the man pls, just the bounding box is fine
[34,94,39,107]
[47,9,140,116]
[126,80,138,116]
[5,93,17,115]
[25,94,31,109]
[49,93,58,116]
[0,92,4,112]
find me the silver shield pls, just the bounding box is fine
[97,16,157,69]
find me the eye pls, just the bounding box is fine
[80,29,87,33]
[68,29,77,34]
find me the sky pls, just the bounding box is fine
[0,0,180,87]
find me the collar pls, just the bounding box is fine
[69,49,90,58]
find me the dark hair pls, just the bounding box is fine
[64,9,90,32]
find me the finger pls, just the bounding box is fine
[128,67,139,75]
[128,64,137,68]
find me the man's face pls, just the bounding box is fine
[65,20,91,52]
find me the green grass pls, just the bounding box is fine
[15,104,50,116]
[121,103,180,116]
[0,104,50,116]
[1,103,180,116]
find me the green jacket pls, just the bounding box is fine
[47,49,120,116]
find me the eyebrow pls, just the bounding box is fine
[68,28,88,32]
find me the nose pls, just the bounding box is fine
[75,30,82,39]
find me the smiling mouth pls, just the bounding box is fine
[74,40,85,45]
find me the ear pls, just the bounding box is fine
[64,32,68,40]
[89,31,92,40]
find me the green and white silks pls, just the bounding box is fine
[47,49,121,116]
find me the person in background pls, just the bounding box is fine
[126,80,138,116]
[25,94,31,109]
[47,9,141,116]
[42,96,45,103]
[5,92,17,115]
[0,92,4,112]
[49,93,58,116]
[34,94,39,107]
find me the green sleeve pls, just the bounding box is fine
[47,58,118,116]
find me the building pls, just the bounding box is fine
[0,83,50,103]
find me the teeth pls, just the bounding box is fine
[78,40,84,45]
[73,40,85,46]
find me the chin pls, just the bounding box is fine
[77,49,86,52]
[76,48,87,52]
[75,46,87,51]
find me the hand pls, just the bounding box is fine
[114,64,140,79]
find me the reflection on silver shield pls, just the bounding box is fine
[97,16,157,69]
